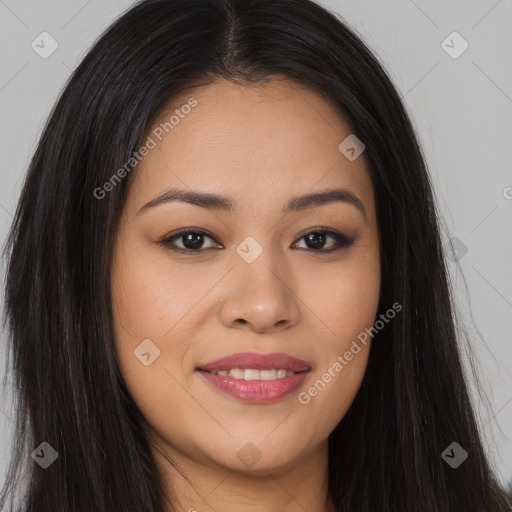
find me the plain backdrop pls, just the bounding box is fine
[0,0,511,491]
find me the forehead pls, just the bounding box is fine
[127,77,374,218]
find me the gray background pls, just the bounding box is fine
[0,0,511,490]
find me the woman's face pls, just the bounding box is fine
[111,77,380,475]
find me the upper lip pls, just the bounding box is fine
[197,352,311,373]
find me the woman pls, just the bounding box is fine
[1,0,510,510]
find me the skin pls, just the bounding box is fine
[110,76,381,512]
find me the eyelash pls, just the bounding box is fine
[158,227,355,255]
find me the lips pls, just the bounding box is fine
[196,352,311,403]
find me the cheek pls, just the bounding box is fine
[295,251,379,431]
[110,253,202,434]
[110,242,183,380]
[303,248,380,349]
[111,245,197,345]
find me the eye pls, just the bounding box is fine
[159,228,221,254]
[159,227,355,254]
[293,228,355,253]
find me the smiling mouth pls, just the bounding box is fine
[195,351,312,403]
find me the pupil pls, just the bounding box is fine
[307,232,325,249]
[183,233,203,249]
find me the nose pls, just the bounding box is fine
[219,254,300,334]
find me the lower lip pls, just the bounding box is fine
[198,370,310,403]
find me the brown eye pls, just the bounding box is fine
[293,229,355,253]
[159,229,221,254]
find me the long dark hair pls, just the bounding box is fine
[1,0,510,510]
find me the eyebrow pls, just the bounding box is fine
[137,187,367,219]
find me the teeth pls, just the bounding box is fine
[229,368,244,379]
[260,369,277,380]
[213,368,295,380]
[244,369,260,381]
